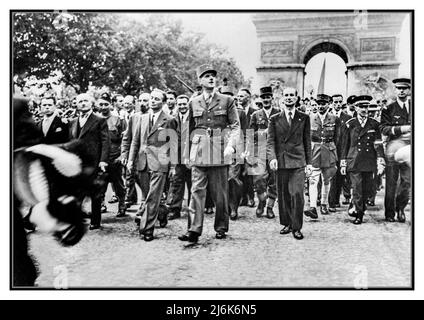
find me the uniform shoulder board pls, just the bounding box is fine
[345,117,355,128]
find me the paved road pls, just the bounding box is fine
[29,188,412,288]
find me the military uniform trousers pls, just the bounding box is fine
[276,168,305,231]
[166,164,192,213]
[228,163,244,213]
[384,161,411,219]
[188,166,229,235]
[349,171,374,218]
[138,171,167,235]
[308,166,337,208]
[100,160,126,212]
[252,163,277,200]
[329,166,351,206]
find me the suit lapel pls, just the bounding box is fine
[45,116,59,138]
[79,113,96,138]
[286,110,301,141]
[148,111,167,137]
[277,111,290,141]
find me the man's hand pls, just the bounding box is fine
[224,146,235,158]
[126,161,133,173]
[340,166,346,175]
[169,167,176,178]
[305,164,313,176]
[377,157,385,175]
[400,125,411,134]
[99,161,108,172]
[121,157,128,166]
[269,159,278,171]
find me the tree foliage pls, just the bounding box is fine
[13,12,248,96]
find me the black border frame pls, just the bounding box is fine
[9,9,415,291]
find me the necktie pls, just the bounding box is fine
[288,111,292,126]
[151,114,155,128]
[42,118,50,136]
[404,102,408,114]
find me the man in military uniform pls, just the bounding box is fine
[248,86,279,219]
[341,95,385,225]
[304,94,339,219]
[178,64,240,244]
[379,78,411,223]
[329,94,352,211]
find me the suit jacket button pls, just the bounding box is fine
[358,148,361,151]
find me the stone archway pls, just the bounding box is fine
[252,12,407,98]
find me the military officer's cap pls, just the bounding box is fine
[316,94,332,105]
[196,64,217,78]
[392,78,411,88]
[259,86,273,98]
[353,95,373,107]
[219,86,234,96]
[99,92,111,103]
[368,103,379,112]
[347,95,357,105]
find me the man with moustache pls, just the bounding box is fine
[128,89,177,241]
[304,94,339,219]
[121,92,150,208]
[178,64,240,244]
[248,87,279,218]
[267,87,311,240]
[69,93,110,230]
[237,88,256,208]
[166,95,192,220]
[380,78,412,223]
[38,96,69,144]
[97,92,127,217]
[328,94,352,211]
[341,95,385,224]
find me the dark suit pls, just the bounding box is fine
[379,100,411,218]
[166,111,192,214]
[69,112,110,226]
[38,115,69,144]
[342,117,384,218]
[129,110,177,235]
[267,109,311,231]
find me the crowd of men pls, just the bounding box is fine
[26,64,412,244]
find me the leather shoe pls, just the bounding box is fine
[143,234,154,242]
[215,232,226,239]
[292,230,304,240]
[230,210,238,221]
[280,226,292,235]
[256,200,266,217]
[321,204,329,215]
[266,207,275,219]
[168,211,181,220]
[385,217,395,223]
[396,209,406,223]
[116,210,126,218]
[178,233,190,241]
[89,224,101,230]
[353,217,363,225]
[187,231,199,244]
[304,207,318,219]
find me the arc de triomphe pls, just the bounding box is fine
[252,12,408,98]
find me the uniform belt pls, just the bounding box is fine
[195,127,224,137]
[312,138,334,143]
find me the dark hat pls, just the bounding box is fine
[259,86,273,97]
[99,92,111,103]
[219,86,234,96]
[392,78,411,88]
[196,64,217,78]
[353,95,373,107]
[368,104,379,112]
[347,95,357,105]
[316,94,332,105]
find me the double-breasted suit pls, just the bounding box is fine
[379,100,411,219]
[341,117,384,218]
[267,109,311,231]
[128,110,177,235]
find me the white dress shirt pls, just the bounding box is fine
[42,114,55,136]
[79,110,92,127]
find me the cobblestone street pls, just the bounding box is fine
[29,188,412,289]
